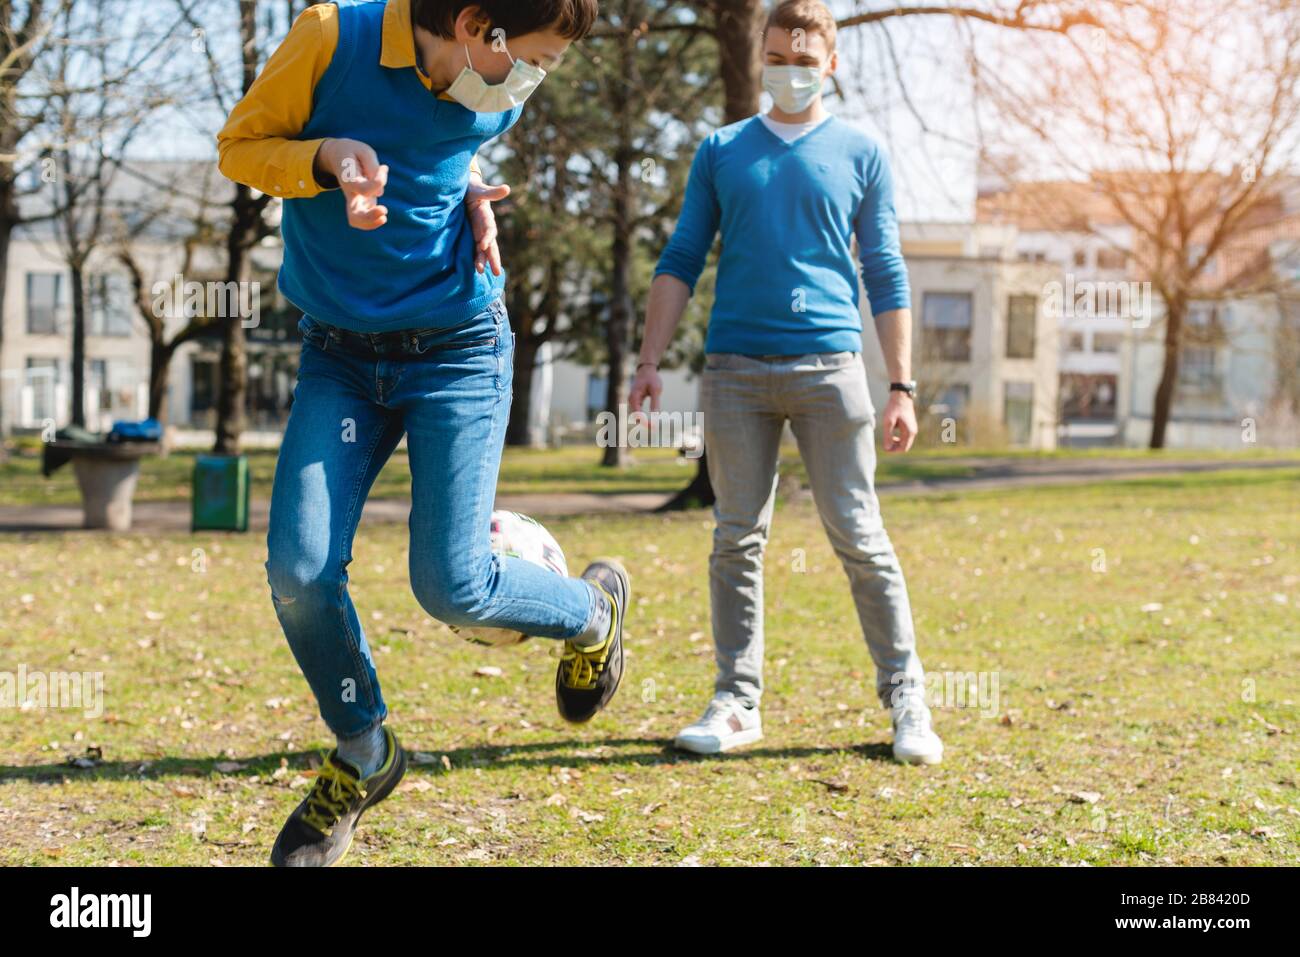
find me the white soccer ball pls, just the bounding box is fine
[450,510,569,648]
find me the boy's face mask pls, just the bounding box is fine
[762,65,824,114]
[447,40,547,113]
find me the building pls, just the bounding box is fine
[863,221,1061,449]
[1,161,301,438]
[977,172,1300,448]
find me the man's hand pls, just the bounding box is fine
[316,138,388,231]
[466,174,510,276]
[881,392,918,453]
[628,363,663,419]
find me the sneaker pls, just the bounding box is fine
[270,726,407,867]
[673,694,763,754]
[555,558,630,723]
[891,691,943,765]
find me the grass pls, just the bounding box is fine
[0,467,1296,866]
[0,443,693,507]
[5,438,1296,509]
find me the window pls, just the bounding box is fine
[1060,373,1117,421]
[1067,332,1086,352]
[1004,381,1034,445]
[1179,345,1218,390]
[921,292,973,361]
[1092,332,1122,354]
[25,357,61,424]
[26,273,65,334]
[1096,248,1127,271]
[1073,249,1088,268]
[1006,295,1037,359]
[89,273,133,337]
[929,384,969,419]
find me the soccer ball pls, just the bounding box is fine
[449,510,569,647]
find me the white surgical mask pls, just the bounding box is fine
[447,42,547,113]
[762,65,823,114]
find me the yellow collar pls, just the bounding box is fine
[380,0,456,101]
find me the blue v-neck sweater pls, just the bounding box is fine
[654,115,911,355]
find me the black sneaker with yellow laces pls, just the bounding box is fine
[270,726,407,867]
[556,559,630,723]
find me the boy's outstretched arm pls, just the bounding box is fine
[215,5,336,201]
[216,4,497,239]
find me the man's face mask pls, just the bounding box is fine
[762,65,824,114]
[447,39,547,113]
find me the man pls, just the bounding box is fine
[629,0,943,764]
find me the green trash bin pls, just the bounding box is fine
[192,454,250,532]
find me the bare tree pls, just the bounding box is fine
[41,0,172,426]
[112,161,228,422]
[0,0,64,438]
[972,0,1300,446]
[176,0,305,454]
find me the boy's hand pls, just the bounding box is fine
[881,392,917,453]
[466,173,510,276]
[316,138,388,231]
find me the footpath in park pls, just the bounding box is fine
[0,455,1295,534]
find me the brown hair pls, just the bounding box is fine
[411,1,599,42]
[764,0,837,53]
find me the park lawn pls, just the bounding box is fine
[0,468,1296,866]
[0,444,692,508]
[7,439,1295,509]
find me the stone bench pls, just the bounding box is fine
[44,441,162,531]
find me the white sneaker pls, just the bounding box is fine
[891,691,943,765]
[673,694,763,754]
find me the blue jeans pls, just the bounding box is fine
[265,296,598,738]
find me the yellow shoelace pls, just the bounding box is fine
[561,585,618,690]
[301,758,364,834]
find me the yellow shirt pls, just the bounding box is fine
[216,0,479,200]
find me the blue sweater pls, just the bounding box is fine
[279,0,523,332]
[654,115,910,355]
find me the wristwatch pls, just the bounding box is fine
[890,380,918,398]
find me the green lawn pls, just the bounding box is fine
[7,439,1294,509]
[1,468,1296,865]
[0,443,694,507]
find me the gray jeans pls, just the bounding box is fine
[699,350,925,709]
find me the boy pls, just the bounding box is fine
[217,0,629,867]
[629,0,943,764]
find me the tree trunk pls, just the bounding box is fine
[213,293,248,453]
[602,11,639,469]
[660,0,764,509]
[212,0,265,456]
[69,264,86,428]
[1149,298,1184,449]
[213,178,261,453]
[603,156,635,468]
[507,328,541,447]
[148,340,173,422]
[0,212,11,442]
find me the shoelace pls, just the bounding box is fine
[700,698,742,728]
[301,758,364,834]
[561,584,618,690]
[893,695,931,734]
[561,642,605,689]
